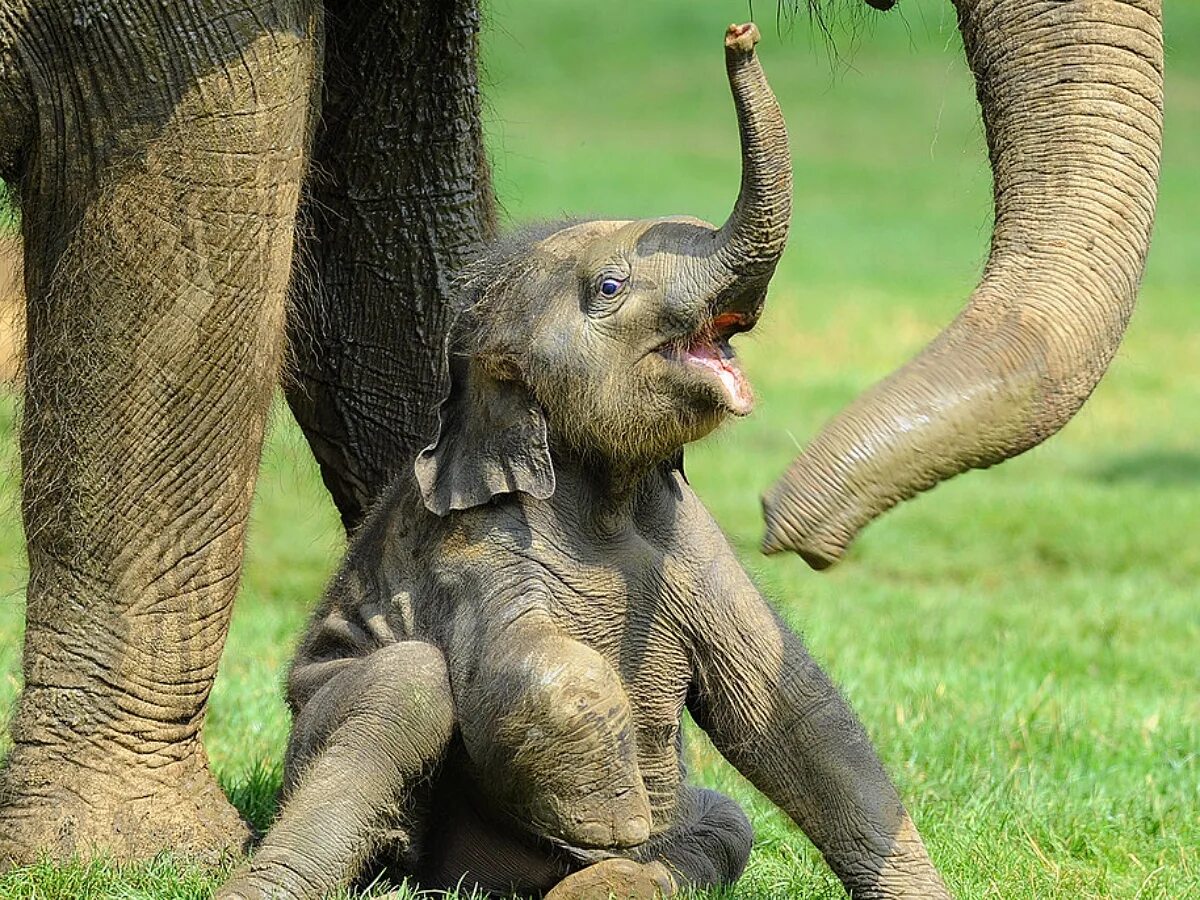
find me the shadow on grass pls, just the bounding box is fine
[220,758,283,836]
[1089,450,1200,486]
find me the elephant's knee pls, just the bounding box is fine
[285,641,454,790]
[459,635,651,849]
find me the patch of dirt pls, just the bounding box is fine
[0,234,23,382]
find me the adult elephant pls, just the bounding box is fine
[0,0,493,862]
[0,0,1164,872]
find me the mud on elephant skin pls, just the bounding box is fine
[0,0,1163,877]
[219,25,950,900]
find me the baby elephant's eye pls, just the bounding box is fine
[598,276,626,298]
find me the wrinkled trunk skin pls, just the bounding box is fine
[285,0,497,532]
[762,0,1163,568]
[673,24,792,319]
[0,0,320,864]
[713,24,792,278]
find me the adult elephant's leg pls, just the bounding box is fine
[0,0,320,864]
[287,0,497,531]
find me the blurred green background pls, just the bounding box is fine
[0,0,1197,897]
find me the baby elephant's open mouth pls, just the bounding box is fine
[658,311,756,415]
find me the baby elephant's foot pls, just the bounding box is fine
[544,859,676,900]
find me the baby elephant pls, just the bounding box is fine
[220,24,949,900]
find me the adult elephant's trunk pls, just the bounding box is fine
[762,0,1163,568]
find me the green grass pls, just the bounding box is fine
[2,0,1198,896]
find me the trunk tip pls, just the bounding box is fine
[760,492,847,570]
[725,22,760,55]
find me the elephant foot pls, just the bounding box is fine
[543,859,676,900]
[0,739,251,869]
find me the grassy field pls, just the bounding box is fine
[1,0,1198,897]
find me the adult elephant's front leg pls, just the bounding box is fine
[0,0,320,864]
[285,0,496,531]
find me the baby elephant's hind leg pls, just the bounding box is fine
[544,787,751,900]
[217,642,455,900]
[634,786,753,891]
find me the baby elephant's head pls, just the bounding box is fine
[417,24,791,516]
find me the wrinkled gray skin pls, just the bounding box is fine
[764,0,1164,567]
[219,26,949,900]
[0,0,1163,873]
[0,0,494,861]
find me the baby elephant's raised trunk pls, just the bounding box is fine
[686,24,792,299]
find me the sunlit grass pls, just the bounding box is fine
[1,0,1197,897]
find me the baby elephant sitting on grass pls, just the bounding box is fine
[220,24,949,900]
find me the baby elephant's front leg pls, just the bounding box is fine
[457,625,652,850]
[217,641,455,900]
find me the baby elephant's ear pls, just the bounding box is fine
[414,356,555,516]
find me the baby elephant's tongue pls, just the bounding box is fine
[685,342,754,414]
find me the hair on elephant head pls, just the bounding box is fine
[417,23,791,515]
